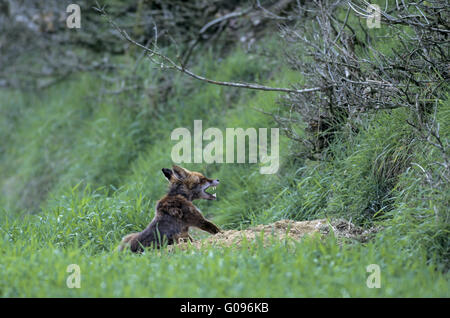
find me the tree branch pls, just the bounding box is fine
[96,5,329,95]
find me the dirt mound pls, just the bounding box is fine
[173,218,378,250]
[189,219,327,248]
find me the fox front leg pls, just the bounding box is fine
[186,206,222,234]
[198,218,221,234]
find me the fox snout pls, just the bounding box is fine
[201,179,219,200]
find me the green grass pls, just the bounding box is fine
[1,229,448,297]
[0,31,449,297]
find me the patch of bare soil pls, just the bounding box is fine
[175,218,379,250]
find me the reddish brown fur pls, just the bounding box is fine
[118,165,221,253]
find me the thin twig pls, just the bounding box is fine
[199,7,253,34]
[96,5,329,95]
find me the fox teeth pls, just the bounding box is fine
[212,193,216,198]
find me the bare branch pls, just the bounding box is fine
[200,6,253,34]
[96,5,328,95]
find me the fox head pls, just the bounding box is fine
[162,165,219,201]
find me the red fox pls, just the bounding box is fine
[118,165,221,253]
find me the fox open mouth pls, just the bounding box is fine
[202,180,219,200]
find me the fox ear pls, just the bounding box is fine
[162,168,173,181]
[172,165,188,180]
